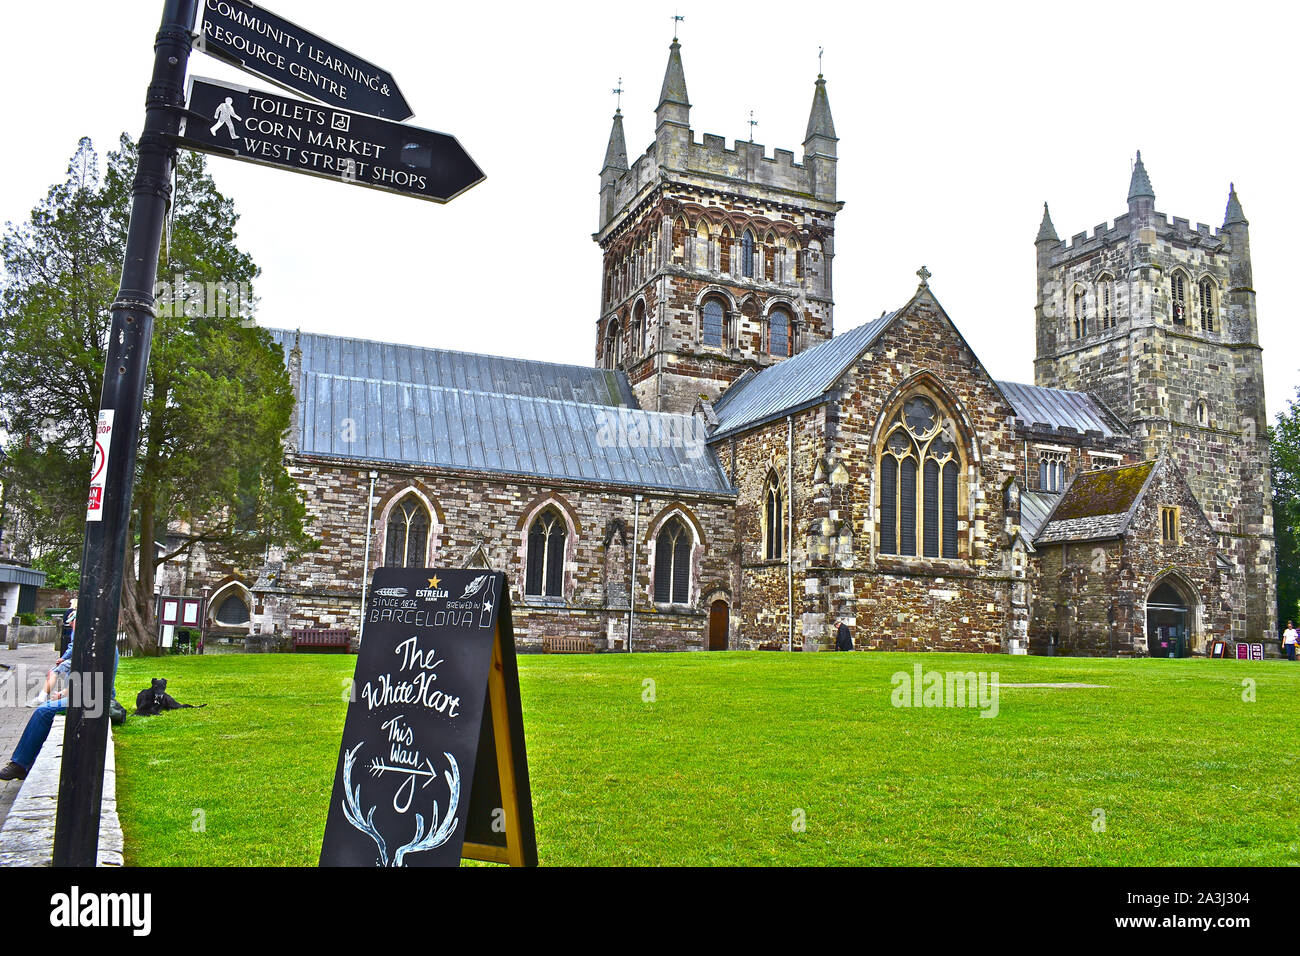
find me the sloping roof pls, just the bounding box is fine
[1019,490,1059,541]
[0,564,45,587]
[996,381,1127,438]
[269,329,636,408]
[710,311,897,439]
[269,329,731,495]
[1035,460,1157,544]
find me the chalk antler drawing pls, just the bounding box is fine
[342,741,462,866]
[394,752,461,866]
[341,741,389,866]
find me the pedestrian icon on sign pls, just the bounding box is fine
[210,97,242,139]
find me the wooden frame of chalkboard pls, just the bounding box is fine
[461,598,537,866]
[1209,640,1226,659]
[320,569,537,867]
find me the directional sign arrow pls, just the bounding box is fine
[195,0,413,120]
[181,77,485,204]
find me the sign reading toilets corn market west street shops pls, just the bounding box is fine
[181,76,484,203]
[320,570,537,867]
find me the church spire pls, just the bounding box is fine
[804,73,836,142]
[1223,182,1248,227]
[655,37,691,171]
[602,109,628,174]
[657,38,690,114]
[1036,202,1059,243]
[1128,150,1155,203]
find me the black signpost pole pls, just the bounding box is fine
[52,0,198,867]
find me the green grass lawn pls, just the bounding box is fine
[112,652,1300,866]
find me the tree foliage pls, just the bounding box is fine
[1271,388,1300,630]
[0,136,313,649]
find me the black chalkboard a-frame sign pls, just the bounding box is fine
[320,568,537,866]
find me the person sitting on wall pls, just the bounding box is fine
[0,641,117,782]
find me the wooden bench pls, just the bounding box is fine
[542,635,595,654]
[291,628,354,653]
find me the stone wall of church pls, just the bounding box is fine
[714,405,828,649]
[177,457,739,653]
[715,292,1029,653]
[1028,460,1233,656]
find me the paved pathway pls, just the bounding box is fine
[0,643,65,827]
[0,642,124,865]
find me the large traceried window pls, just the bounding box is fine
[762,472,785,560]
[525,508,567,598]
[654,517,692,604]
[878,395,962,559]
[385,494,430,568]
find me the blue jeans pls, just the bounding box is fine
[11,647,118,771]
[12,699,66,770]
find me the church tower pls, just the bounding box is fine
[594,38,844,413]
[1033,154,1275,642]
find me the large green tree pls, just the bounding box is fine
[1271,387,1300,630]
[0,135,313,650]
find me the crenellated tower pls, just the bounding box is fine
[1033,153,1275,642]
[594,38,844,413]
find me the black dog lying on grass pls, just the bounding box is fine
[135,678,206,716]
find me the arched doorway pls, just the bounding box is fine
[1146,579,1191,658]
[708,600,729,651]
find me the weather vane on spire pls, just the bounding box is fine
[612,76,624,112]
[748,110,758,142]
[673,12,684,40]
[818,46,824,74]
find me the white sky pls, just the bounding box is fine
[3,0,1297,421]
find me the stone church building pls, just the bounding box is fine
[165,40,1276,656]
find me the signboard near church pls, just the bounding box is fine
[320,569,536,866]
[181,77,485,204]
[195,0,414,119]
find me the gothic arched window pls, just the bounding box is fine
[695,221,710,270]
[632,300,647,358]
[768,307,791,357]
[878,395,962,559]
[1098,273,1115,330]
[385,494,430,568]
[214,592,251,626]
[606,318,622,368]
[1171,271,1188,324]
[525,508,567,598]
[741,230,755,278]
[654,517,692,604]
[1199,278,1216,332]
[701,297,725,348]
[762,472,785,560]
[1072,286,1087,339]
